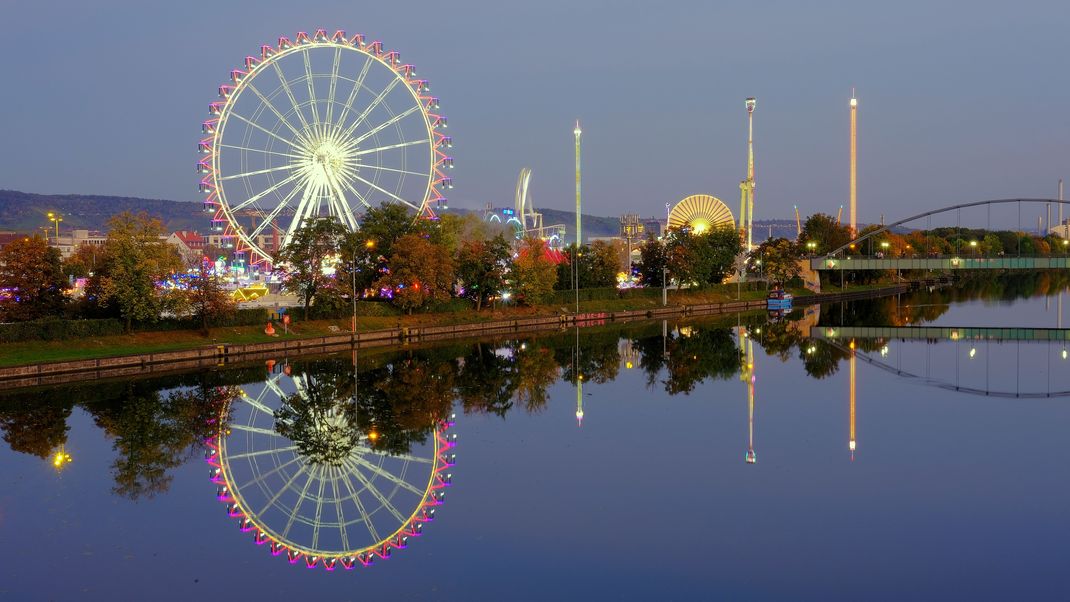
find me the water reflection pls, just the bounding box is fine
[207,357,456,570]
[2,273,1069,577]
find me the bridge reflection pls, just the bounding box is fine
[812,325,1070,343]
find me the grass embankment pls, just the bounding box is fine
[0,284,834,368]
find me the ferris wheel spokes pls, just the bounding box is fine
[244,82,307,140]
[332,57,374,130]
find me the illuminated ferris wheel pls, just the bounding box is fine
[205,369,456,570]
[198,29,453,264]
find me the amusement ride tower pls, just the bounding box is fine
[739,98,757,251]
[850,90,858,235]
[849,339,857,460]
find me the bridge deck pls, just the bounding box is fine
[811,325,1070,342]
[810,256,1070,271]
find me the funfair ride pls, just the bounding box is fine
[198,29,453,266]
[513,168,566,248]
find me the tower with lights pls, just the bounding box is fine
[739,98,757,252]
[574,120,582,246]
[849,339,857,460]
[850,90,858,235]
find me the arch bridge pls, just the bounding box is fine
[811,198,1070,271]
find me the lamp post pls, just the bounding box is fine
[662,266,668,307]
[354,239,375,334]
[806,240,816,257]
[47,212,63,241]
[969,240,978,257]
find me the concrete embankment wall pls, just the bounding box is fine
[0,283,924,388]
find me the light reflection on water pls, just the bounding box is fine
[1,276,1069,600]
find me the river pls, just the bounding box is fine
[2,274,1068,601]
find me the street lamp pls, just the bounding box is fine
[353,240,376,334]
[880,240,889,257]
[969,240,978,256]
[47,212,63,241]
[806,240,817,256]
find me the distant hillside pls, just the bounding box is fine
[0,189,802,241]
[0,190,204,232]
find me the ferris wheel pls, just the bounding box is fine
[205,369,456,570]
[198,29,453,264]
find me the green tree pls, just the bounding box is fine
[583,240,621,287]
[510,237,558,305]
[97,212,184,332]
[375,233,456,313]
[800,213,852,255]
[636,235,668,287]
[982,232,1004,256]
[456,234,511,310]
[750,237,801,285]
[665,227,741,287]
[0,234,67,321]
[455,342,518,417]
[274,217,348,320]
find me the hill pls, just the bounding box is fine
[0,190,205,233]
[0,189,800,241]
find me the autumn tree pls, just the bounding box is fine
[182,258,236,333]
[456,234,511,310]
[0,399,72,459]
[94,212,184,332]
[0,234,67,321]
[749,237,801,285]
[63,242,106,279]
[510,237,558,305]
[375,233,456,313]
[274,217,348,319]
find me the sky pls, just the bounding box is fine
[3,0,1070,223]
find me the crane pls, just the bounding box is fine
[794,205,802,238]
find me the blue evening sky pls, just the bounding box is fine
[2,0,1069,223]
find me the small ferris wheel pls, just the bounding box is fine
[197,29,453,265]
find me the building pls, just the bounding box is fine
[51,229,108,258]
[167,230,206,262]
[0,231,27,252]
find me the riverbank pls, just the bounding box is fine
[0,282,923,386]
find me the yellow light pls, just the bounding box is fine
[969,348,976,358]
[368,431,379,441]
[625,361,633,369]
[850,98,858,107]
[365,240,376,248]
[52,448,72,471]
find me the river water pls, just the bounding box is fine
[2,275,1069,601]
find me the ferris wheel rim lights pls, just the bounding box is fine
[205,371,457,570]
[198,29,452,266]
